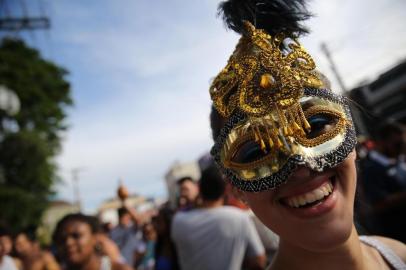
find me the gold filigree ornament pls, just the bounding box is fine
[218,95,353,182]
[210,21,324,154]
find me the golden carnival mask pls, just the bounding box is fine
[210,21,357,192]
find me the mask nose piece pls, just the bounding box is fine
[290,165,312,180]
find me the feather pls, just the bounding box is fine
[218,0,312,37]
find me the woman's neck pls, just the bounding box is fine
[270,225,376,270]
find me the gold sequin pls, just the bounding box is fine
[210,21,323,118]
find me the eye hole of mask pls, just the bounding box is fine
[306,113,339,139]
[231,140,268,164]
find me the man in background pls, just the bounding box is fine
[359,123,406,242]
[176,176,200,211]
[224,182,280,262]
[171,166,266,270]
[110,205,142,266]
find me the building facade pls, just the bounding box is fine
[349,60,406,137]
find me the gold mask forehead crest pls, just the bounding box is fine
[210,21,323,118]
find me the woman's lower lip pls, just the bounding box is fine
[281,182,338,218]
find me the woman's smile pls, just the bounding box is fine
[275,170,339,219]
[281,179,334,208]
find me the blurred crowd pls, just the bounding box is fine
[1,122,405,270]
[0,164,277,270]
[356,123,406,242]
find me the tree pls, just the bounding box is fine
[0,38,72,233]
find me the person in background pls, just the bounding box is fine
[110,205,142,267]
[152,208,179,270]
[0,224,20,270]
[0,225,13,257]
[176,176,200,211]
[359,122,406,242]
[95,229,124,264]
[101,222,114,235]
[224,182,280,263]
[53,213,131,270]
[171,165,266,270]
[134,222,156,270]
[14,227,60,270]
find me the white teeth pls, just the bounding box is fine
[289,198,300,208]
[313,189,325,198]
[285,180,334,208]
[305,193,316,203]
[326,182,333,193]
[293,198,300,208]
[322,186,329,196]
[298,196,306,206]
[289,198,297,208]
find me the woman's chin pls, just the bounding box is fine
[296,219,355,253]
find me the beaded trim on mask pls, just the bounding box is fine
[211,88,357,192]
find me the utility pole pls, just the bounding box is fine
[320,42,368,136]
[0,0,50,32]
[320,42,348,92]
[71,168,85,211]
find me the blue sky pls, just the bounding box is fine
[3,0,406,212]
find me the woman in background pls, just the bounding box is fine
[53,213,131,270]
[152,208,178,270]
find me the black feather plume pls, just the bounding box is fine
[218,0,312,37]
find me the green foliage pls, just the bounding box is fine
[0,186,48,233]
[0,38,72,233]
[0,38,73,152]
[0,131,56,194]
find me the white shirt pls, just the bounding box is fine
[171,206,265,270]
[0,255,18,270]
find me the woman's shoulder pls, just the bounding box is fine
[369,235,406,263]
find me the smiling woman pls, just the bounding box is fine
[209,0,406,269]
[53,214,132,270]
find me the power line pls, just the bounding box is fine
[0,0,50,32]
[0,17,49,31]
